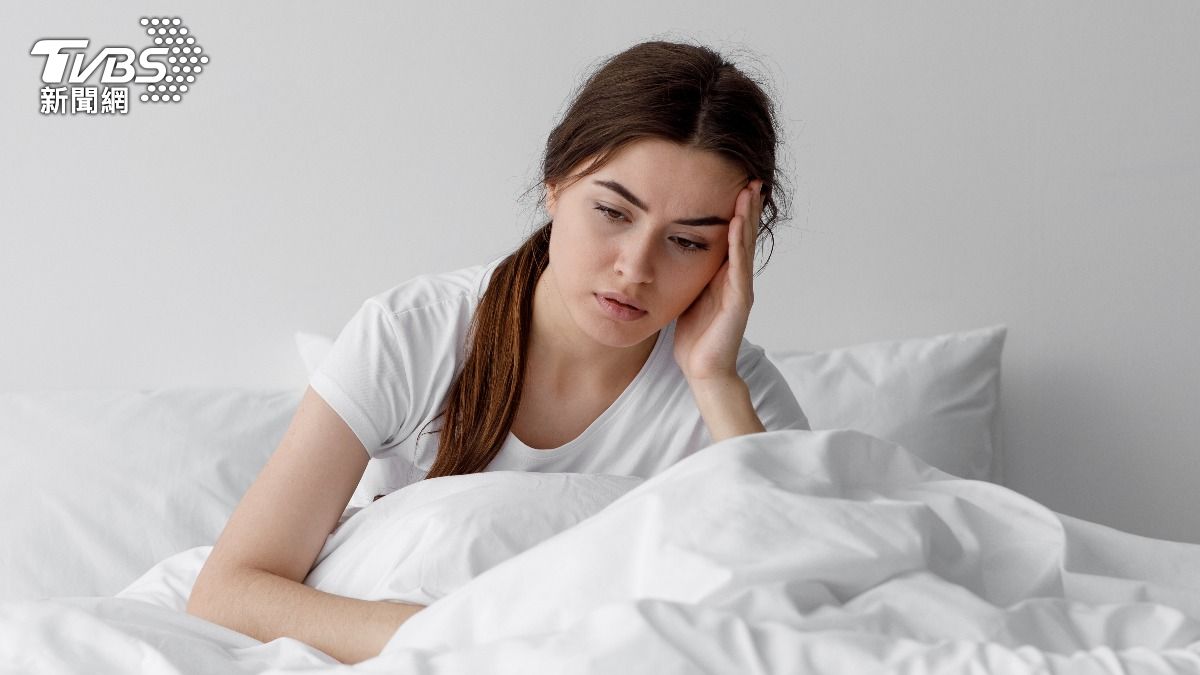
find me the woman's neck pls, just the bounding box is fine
[528,264,659,389]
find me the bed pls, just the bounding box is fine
[6,323,1200,673]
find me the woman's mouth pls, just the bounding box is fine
[595,293,647,321]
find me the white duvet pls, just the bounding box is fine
[4,429,1200,674]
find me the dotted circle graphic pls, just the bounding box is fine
[138,17,209,105]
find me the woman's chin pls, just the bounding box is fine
[585,317,658,351]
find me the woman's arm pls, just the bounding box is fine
[186,386,423,665]
[192,567,420,664]
[675,179,770,444]
[689,375,766,443]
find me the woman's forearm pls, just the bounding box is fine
[186,565,422,665]
[688,375,766,443]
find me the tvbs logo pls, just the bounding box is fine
[31,17,208,114]
[31,40,169,85]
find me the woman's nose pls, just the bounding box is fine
[613,229,655,284]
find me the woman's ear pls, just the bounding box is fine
[545,181,558,218]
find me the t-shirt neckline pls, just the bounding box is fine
[507,321,672,458]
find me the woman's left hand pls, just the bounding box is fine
[674,179,762,382]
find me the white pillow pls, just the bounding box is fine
[766,324,1007,481]
[0,388,301,602]
[303,471,641,605]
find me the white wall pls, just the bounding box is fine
[3,2,1198,543]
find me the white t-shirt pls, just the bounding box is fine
[310,256,810,508]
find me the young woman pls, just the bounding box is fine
[186,39,809,665]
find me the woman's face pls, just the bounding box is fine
[543,137,750,350]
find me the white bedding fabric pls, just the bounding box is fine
[307,471,643,605]
[5,428,1200,674]
[0,323,1003,605]
[767,323,1006,482]
[0,388,301,603]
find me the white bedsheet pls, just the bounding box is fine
[4,429,1200,674]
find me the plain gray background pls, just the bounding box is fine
[3,3,1198,543]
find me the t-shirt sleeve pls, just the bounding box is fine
[309,299,413,459]
[739,345,811,431]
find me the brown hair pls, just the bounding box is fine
[419,39,790,479]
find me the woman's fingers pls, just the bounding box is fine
[728,186,749,279]
[733,180,760,280]
[746,180,760,259]
[741,180,761,302]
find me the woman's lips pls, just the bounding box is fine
[595,293,647,321]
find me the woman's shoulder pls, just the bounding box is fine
[365,255,507,319]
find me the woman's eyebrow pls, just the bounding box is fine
[593,179,729,226]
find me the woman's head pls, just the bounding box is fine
[542,138,745,348]
[423,39,788,478]
[540,40,785,257]
[536,40,788,348]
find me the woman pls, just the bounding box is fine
[186,39,809,665]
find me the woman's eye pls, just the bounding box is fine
[673,237,709,253]
[593,204,708,253]
[594,205,625,222]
